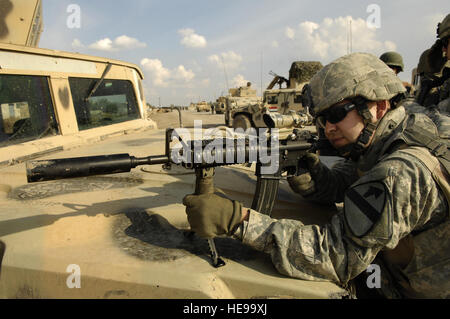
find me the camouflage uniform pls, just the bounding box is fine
[416,14,450,111]
[437,61,450,113]
[232,54,450,299]
[233,104,449,298]
[417,59,450,112]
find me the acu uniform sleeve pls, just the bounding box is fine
[239,155,444,285]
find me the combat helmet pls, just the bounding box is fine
[379,51,405,72]
[308,52,406,114]
[307,52,406,160]
[437,14,450,40]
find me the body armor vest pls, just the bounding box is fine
[357,105,450,298]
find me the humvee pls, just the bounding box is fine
[0,41,155,165]
[223,83,262,127]
[195,101,211,112]
[0,0,348,299]
[0,0,155,165]
[212,96,227,114]
[230,62,323,130]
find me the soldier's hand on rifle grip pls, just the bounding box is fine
[287,152,321,197]
[183,193,243,238]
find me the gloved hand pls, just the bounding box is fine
[183,193,243,238]
[287,152,321,196]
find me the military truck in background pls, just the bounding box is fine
[212,96,227,114]
[188,102,197,111]
[195,100,211,112]
[0,0,155,166]
[223,82,262,127]
[230,62,323,130]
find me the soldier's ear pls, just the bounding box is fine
[375,100,389,120]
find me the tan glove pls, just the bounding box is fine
[183,193,242,238]
[287,152,321,196]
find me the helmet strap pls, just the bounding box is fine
[336,98,378,161]
[349,122,377,160]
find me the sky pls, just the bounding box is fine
[39,0,450,106]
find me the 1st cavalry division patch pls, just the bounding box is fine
[344,182,387,237]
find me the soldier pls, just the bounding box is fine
[183,52,449,298]
[380,51,404,75]
[416,13,450,111]
[379,51,413,94]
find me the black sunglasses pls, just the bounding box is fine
[317,102,356,128]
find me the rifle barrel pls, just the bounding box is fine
[25,137,312,183]
[26,154,169,183]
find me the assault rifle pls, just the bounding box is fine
[26,121,333,267]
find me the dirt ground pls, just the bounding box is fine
[148,109,225,129]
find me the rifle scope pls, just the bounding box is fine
[263,112,311,129]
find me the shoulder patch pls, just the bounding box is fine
[344,182,387,237]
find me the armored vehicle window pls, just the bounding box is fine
[294,94,302,103]
[267,95,278,104]
[69,78,140,131]
[0,74,58,147]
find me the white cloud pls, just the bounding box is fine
[71,38,84,49]
[114,35,147,49]
[87,35,147,51]
[232,74,249,88]
[140,58,171,87]
[172,65,195,82]
[286,16,397,61]
[285,27,295,39]
[140,58,195,87]
[178,28,207,48]
[208,51,243,70]
[384,41,397,52]
[89,38,114,51]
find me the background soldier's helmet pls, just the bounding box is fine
[437,13,450,40]
[379,51,405,72]
[308,53,406,115]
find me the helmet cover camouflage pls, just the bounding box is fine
[437,14,450,40]
[309,52,406,114]
[379,51,404,72]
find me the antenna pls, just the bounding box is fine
[260,51,263,96]
[347,18,353,54]
[350,18,352,53]
[221,56,229,92]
